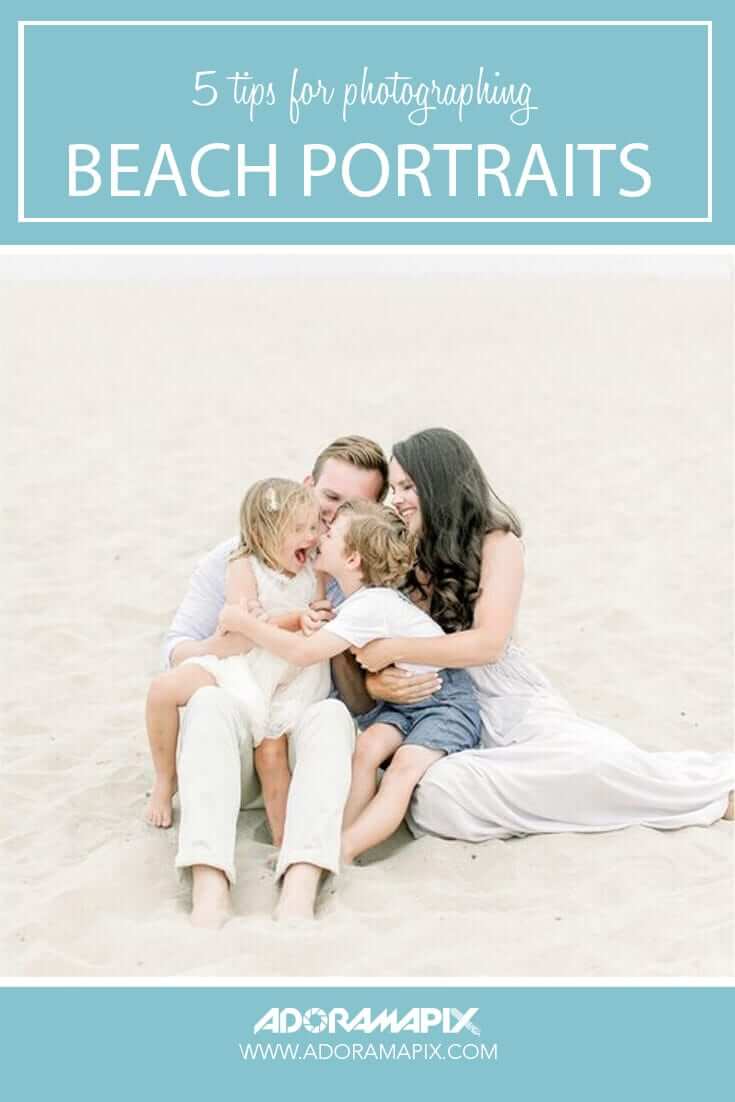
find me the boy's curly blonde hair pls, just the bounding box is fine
[336,500,416,588]
[230,478,318,571]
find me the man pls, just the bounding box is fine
[168,436,440,927]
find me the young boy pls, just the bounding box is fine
[218,499,481,865]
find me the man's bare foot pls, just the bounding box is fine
[723,790,734,821]
[275,863,322,922]
[190,865,232,929]
[146,776,177,828]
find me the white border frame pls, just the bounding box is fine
[16,20,713,225]
[3,977,735,988]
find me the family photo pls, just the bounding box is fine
[2,251,733,976]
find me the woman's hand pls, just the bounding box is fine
[300,599,334,637]
[353,638,400,673]
[365,667,442,705]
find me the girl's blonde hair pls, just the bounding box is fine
[230,478,318,570]
[336,500,416,588]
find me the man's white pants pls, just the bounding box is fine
[175,686,355,883]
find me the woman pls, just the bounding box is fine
[354,428,734,841]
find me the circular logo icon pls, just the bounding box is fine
[303,1008,328,1034]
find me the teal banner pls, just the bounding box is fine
[2,987,733,1099]
[2,2,734,242]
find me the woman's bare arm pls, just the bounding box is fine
[354,531,524,672]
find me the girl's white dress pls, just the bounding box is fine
[185,556,330,746]
[408,638,735,840]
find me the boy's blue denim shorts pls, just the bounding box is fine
[366,667,481,755]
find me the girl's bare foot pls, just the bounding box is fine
[723,790,734,821]
[146,776,177,828]
[275,863,321,922]
[268,815,285,849]
[191,865,232,929]
[255,737,291,852]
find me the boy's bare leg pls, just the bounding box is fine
[342,745,445,864]
[724,790,734,820]
[191,864,232,929]
[255,735,291,847]
[145,665,215,827]
[342,724,403,829]
[276,862,323,922]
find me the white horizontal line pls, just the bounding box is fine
[19,21,712,28]
[1,245,732,256]
[4,975,732,987]
[19,217,712,224]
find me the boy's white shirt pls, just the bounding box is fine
[322,586,443,675]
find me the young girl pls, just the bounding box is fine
[146,478,331,841]
[217,499,483,866]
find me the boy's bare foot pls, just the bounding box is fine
[723,790,734,821]
[275,863,322,922]
[146,776,177,828]
[341,830,357,867]
[190,865,232,929]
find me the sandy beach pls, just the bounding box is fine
[1,255,733,977]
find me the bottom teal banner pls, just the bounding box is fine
[1,986,732,1099]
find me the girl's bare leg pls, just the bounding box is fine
[255,735,291,847]
[145,664,215,827]
[342,745,445,864]
[342,724,404,829]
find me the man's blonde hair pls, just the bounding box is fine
[231,478,317,571]
[336,500,416,588]
[312,435,389,501]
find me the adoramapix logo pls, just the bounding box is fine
[241,1006,496,1062]
[253,1006,481,1035]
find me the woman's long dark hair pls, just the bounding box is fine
[393,428,522,633]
